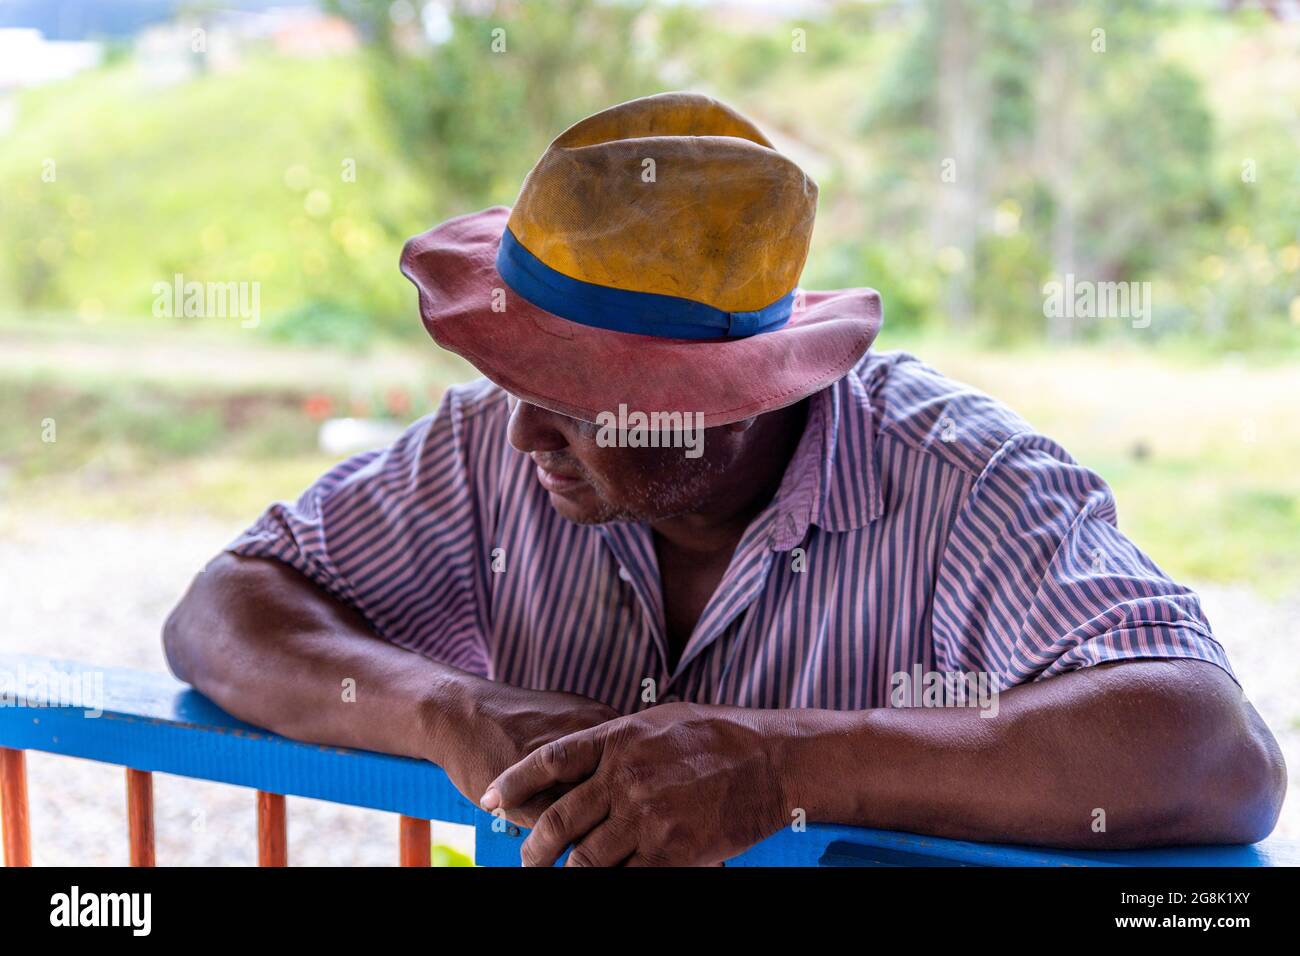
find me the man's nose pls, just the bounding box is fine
[507,398,569,454]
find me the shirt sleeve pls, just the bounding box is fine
[226,386,498,675]
[931,432,1235,689]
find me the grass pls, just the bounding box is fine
[0,54,434,338]
[0,319,466,522]
[2,320,1297,597]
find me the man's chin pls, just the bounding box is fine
[544,488,637,526]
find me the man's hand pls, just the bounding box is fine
[480,702,789,866]
[429,677,620,811]
[477,660,1286,863]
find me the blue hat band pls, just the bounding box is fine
[495,228,793,340]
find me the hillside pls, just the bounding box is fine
[0,53,434,340]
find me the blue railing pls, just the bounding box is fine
[0,653,1294,867]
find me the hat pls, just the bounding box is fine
[400,91,881,428]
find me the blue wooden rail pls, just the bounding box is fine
[0,653,1295,867]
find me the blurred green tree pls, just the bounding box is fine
[857,0,1220,341]
[328,0,675,213]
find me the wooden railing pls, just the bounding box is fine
[1,653,1295,867]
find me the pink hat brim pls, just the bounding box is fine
[400,206,882,428]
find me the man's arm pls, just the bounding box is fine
[163,552,618,803]
[483,659,1286,866]
[782,659,1286,847]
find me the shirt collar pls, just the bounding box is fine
[764,368,883,551]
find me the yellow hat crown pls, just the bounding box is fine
[497,92,818,339]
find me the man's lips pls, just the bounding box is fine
[533,460,588,494]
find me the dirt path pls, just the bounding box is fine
[1,515,1295,864]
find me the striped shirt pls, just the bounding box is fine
[228,351,1233,714]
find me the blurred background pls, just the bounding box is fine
[0,0,1296,862]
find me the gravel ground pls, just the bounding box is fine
[0,516,472,866]
[1,516,1296,865]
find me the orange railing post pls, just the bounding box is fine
[1,748,33,867]
[126,768,155,867]
[257,791,287,866]
[399,816,431,866]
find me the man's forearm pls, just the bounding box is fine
[774,659,1286,848]
[162,552,472,761]
[163,552,623,811]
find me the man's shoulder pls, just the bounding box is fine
[847,350,1039,479]
[402,377,510,442]
[374,377,509,475]
[440,376,511,422]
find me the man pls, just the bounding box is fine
[164,92,1285,867]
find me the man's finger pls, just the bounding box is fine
[565,819,637,867]
[481,729,604,811]
[520,780,609,868]
[511,783,570,830]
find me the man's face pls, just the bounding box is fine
[506,397,745,525]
